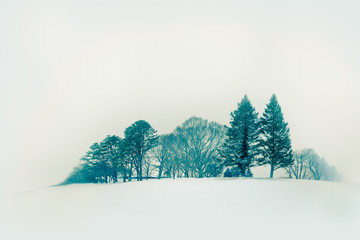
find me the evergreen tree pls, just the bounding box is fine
[221,95,260,176]
[63,135,133,184]
[99,135,123,183]
[258,94,293,178]
[123,120,158,181]
[223,168,233,177]
[229,166,241,177]
[79,142,111,183]
[75,136,124,183]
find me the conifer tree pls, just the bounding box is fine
[258,94,293,178]
[223,168,233,177]
[123,120,158,181]
[99,135,123,183]
[221,95,260,176]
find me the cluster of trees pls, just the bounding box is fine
[286,148,339,181]
[221,94,293,178]
[64,120,158,183]
[64,117,225,184]
[64,94,339,184]
[154,117,225,179]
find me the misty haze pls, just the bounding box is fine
[1,1,359,240]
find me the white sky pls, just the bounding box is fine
[1,0,360,193]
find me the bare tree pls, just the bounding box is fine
[287,148,339,181]
[286,149,311,179]
[143,153,156,180]
[173,116,226,178]
[153,134,177,179]
[308,154,328,180]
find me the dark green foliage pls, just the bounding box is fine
[223,168,232,177]
[64,135,125,184]
[99,135,123,183]
[221,95,260,176]
[222,166,246,178]
[245,168,253,177]
[64,120,159,184]
[258,94,293,178]
[80,142,110,183]
[229,166,241,177]
[123,120,158,181]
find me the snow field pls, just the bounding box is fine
[0,178,359,240]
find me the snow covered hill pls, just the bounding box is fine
[1,178,359,240]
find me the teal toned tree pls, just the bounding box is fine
[153,134,178,179]
[258,94,293,178]
[123,120,158,181]
[99,135,123,183]
[221,95,260,176]
[173,116,225,178]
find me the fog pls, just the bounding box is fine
[1,0,360,194]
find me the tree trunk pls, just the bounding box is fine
[240,167,246,177]
[270,164,274,178]
[113,172,118,183]
[139,167,143,181]
[158,166,163,179]
[139,156,143,181]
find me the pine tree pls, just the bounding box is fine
[99,135,122,183]
[223,168,233,177]
[123,120,158,181]
[221,95,260,176]
[258,94,293,178]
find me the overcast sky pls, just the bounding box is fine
[1,0,360,194]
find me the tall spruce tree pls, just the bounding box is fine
[222,95,260,176]
[258,94,293,178]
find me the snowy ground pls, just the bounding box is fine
[0,178,359,240]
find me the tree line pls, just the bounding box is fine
[63,94,339,184]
